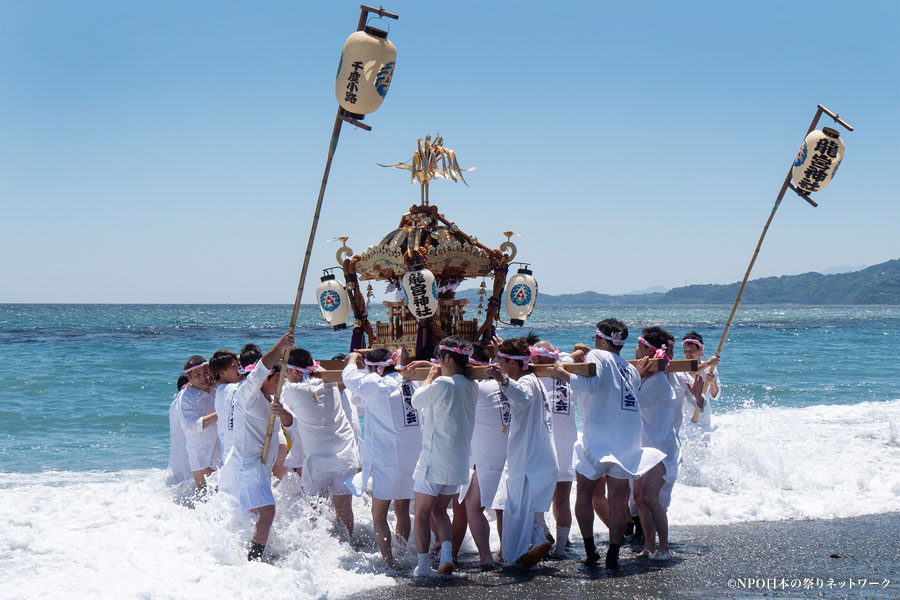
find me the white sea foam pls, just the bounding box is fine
[668,398,900,526]
[2,400,899,598]
[0,471,397,600]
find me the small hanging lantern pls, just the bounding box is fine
[335,26,396,117]
[316,271,350,330]
[505,265,538,326]
[791,127,845,194]
[401,266,439,321]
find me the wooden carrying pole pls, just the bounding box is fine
[693,105,853,423]
[261,5,399,464]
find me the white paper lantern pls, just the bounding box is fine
[505,267,538,326]
[335,26,396,117]
[791,127,845,194]
[401,266,439,321]
[316,274,350,330]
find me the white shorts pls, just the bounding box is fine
[413,480,460,497]
[576,458,633,481]
[302,464,356,496]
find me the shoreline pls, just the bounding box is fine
[354,512,900,599]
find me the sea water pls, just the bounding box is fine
[1,304,899,599]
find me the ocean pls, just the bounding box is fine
[1,304,899,599]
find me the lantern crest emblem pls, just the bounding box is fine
[320,290,341,312]
[510,283,532,306]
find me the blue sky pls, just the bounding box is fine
[1,0,897,303]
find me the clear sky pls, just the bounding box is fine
[1,0,897,303]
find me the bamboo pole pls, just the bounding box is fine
[261,5,398,463]
[693,105,853,423]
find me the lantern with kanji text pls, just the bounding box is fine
[401,266,439,321]
[791,127,845,194]
[335,26,396,117]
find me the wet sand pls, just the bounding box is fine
[354,513,900,599]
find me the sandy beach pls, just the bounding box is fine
[356,512,900,599]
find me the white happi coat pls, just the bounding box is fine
[460,379,510,507]
[492,373,558,563]
[411,374,478,486]
[218,361,287,510]
[639,372,680,485]
[342,365,422,500]
[281,377,358,484]
[214,382,238,463]
[569,350,664,477]
[679,366,719,437]
[179,386,221,471]
[165,393,191,484]
[540,355,576,482]
[340,387,363,462]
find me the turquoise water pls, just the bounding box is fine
[2,304,898,473]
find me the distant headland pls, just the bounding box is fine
[457,258,900,305]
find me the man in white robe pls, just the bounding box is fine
[282,348,359,537]
[178,356,220,490]
[531,340,577,557]
[461,344,509,569]
[165,376,191,485]
[488,337,558,570]
[217,332,294,561]
[550,319,665,570]
[679,332,721,443]
[342,347,421,570]
[410,337,478,577]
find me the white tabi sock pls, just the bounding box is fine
[531,523,547,546]
[552,526,570,556]
[439,540,453,566]
[416,553,433,576]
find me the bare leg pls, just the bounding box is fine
[394,499,412,546]
[464,472,493,566]
[372,498,396,569]
[250,504,276,545]
[333,493,354,537]
[634,463,668,554]
[450,493,467,560]
[591,475,610,526]
[574,473,600,562]
[605,476,630,546]
[553,481,573,528]
[414,493,437,555]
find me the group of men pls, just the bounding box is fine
[165,318,720,574]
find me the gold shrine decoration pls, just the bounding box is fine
[378,134,475,206]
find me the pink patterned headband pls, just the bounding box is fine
[469,358,490,366]
[184,362,208,374]
[639,337,670,367]
[288,361,322,376]
[439,344,473,357]
[238,362,256,375]
[366,352,399,376]
[595,330,625,346]
[529,346,559,360]
[497,351,530,370]
[682,338,705,356]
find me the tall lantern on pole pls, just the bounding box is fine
[316,270,350,330]
[335,26,396,119]
[505,264,538,326]
[261,5,400,465]
[401,265,439,321]
[791,127,845,194]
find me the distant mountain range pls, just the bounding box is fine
[455,259,900,305]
